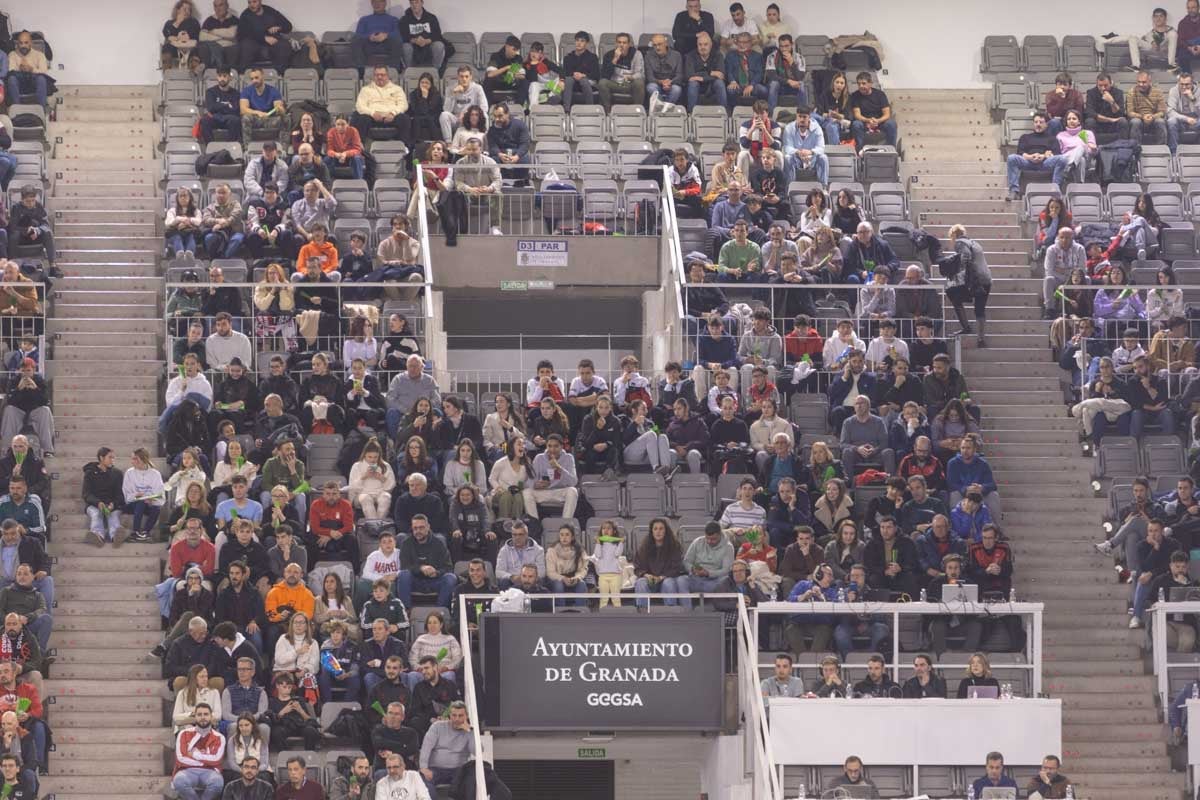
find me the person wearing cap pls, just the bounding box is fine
[205,312,252,370]
[682,521,735,593]
[0,360,51,458]
[1147,315,1195,380]
[243,141,289,201]
[483,35,527,105]
[199,66,241,145]
[352,65,412,147]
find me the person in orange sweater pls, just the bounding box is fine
[323,115,365,180]
[306,481,360,572]
[294,223,340,279]
[265,562,315,651]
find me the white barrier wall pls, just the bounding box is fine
[770,698,1063,794]
[15,0,1166,89]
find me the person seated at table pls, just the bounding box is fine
[971,751,1019,797]
[900,652,947,698]
[850,652,898,699]
[828,755,880,798]
[956,652,1001,698]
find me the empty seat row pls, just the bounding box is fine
[981,34,1100,75]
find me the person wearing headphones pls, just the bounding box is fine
[784,562,841,655]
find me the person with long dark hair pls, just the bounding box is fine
[408,72,444,145]
[633,518,689,608]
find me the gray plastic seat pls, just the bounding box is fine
[981,35,1021,74]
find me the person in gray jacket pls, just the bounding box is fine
[1042,226,1086,319]
[452,138,503,235]
[645,34,684,106]
[737,308,783,389]
[242,141,289,200]
[947,224,993,347]
[385,355,441,440]
[329,754,376,800]
[439,65,489,141]
[840,395,896,477]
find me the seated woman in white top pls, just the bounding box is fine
[342,317,379,370]
[172,664,222,734]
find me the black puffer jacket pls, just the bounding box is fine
[81,461,123,509]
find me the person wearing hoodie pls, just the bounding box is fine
[692,315,741,402]
[440,64,489,141]
[666,397,709,474]
[737,308,782,390]
[82,447,125,546]
[947,224,994,347]
[949,492,994,543]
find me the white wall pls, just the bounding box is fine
[17,0,1167,89]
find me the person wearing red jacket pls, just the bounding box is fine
[156,518,218,620]
[965,524,1025,651]
[171,703,225,800]
[306,481,360,573]
[670,149,703,219]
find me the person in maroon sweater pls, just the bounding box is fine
[275,755,324,799]
[306,482,360,573]
[1181,0,1200,75]
[1044,72,1085,134]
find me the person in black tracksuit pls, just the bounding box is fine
[575,399,624,475]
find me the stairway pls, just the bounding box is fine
[891,89,1186,800]
[38,86,171,800]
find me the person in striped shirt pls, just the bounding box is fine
[720,477,766,545]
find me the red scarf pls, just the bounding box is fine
[0,632,29,665]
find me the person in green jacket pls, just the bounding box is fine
[259,440,309,521]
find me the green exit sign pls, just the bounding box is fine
[577,747,606,759]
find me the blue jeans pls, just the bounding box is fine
[549,579,589,607]
[158,392,212,434]
[127,500,161,534]
[727,83,768,110]
[685,575,723,593]
[834,618,891,659]
[686,78,729,111]
[634,575,690,609]
[167,232,197,255]
[0,152,16,192]
[318,668,362,702]
[202,230,245,259]
[395,570,458,608]
[1131,407,1176,438]
[1133,579,1154,620]
[767,80,807,113]
[385,407,405,440]
[25,613,50,650]
[6,74,47,108]
[1168,116,1200,153]
[850,118,898,149]
[1005,154,1069,192]
[812,113,842,146]
[787,151,829,185]
[324,154,365,179]
[424,766,459,797]
[1048,118,1065,136]
[173,767,224,800]
[648,83,683,104]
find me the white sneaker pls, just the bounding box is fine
[490,226,503,236]
[1128,617,1142,629]
[1093,541,1113,554]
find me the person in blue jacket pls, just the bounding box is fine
[691,316,741,402]
[946,436,1001,519]
[949,492,994,543]
[783,563,842,655]
[914,514,967,579]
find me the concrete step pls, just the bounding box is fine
[46,677,167,696]
[52,555,161,574]
[54,333,160,349]
[53,170,157,187]
[910,185,1005,201]
[965,360,1062,378]
[51,374,160,391]
[981,429,1079,444]
[54,711,163,728]
[971,389,1064,405]
[1062,772,1186,789]
[50,157,159,173]
[1066,756,1172,773]
[58,581,156,600]
[56,235,160,252]
[50,359,164,377]
[1043,612,1134,628]
[1039,627,1144,647]
[56,404,159,419]
[51,200,160,213]
[54,345,160,362]
[912,176,1009,190]
[1043,659,1148,676]
[51,662,163,680]
[53,729,170,748]
[53,138,158,160]
[55,222,158,237]
[52,183,158,199]
[1044,643,1143,661]
[56,600,159,616]
[50,121,159,138]
[57,262,161,278]
[903,162,1006,177]
[1063,706,1160,725]
[49,318,163,335]
[1063,723,1165,742]
[54,302,159,318]
[53,614,161,632]
[55,107,154,123]
[50,694,163,714]
[57,85,158,100]
[56,288,159,304]
[1050,689,1157,708]
[911,199,1013,215]
[57,248,156,263]
[55,275,163,291]
[46,758,165,777]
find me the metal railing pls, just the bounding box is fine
[163,280,431,374]
[752,601,1045,697]
[414,162,667,237]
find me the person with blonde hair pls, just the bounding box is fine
[123,448,165,543]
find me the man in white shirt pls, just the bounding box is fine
[159,353,214,435]
[864,318,910,372]
[524,436,578,521]
[376,752,431,800]
[719,2,761,50]
[351,65,411,146]
[566,358,608,437]
[205,312,252,369]
[362,531,403,583]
